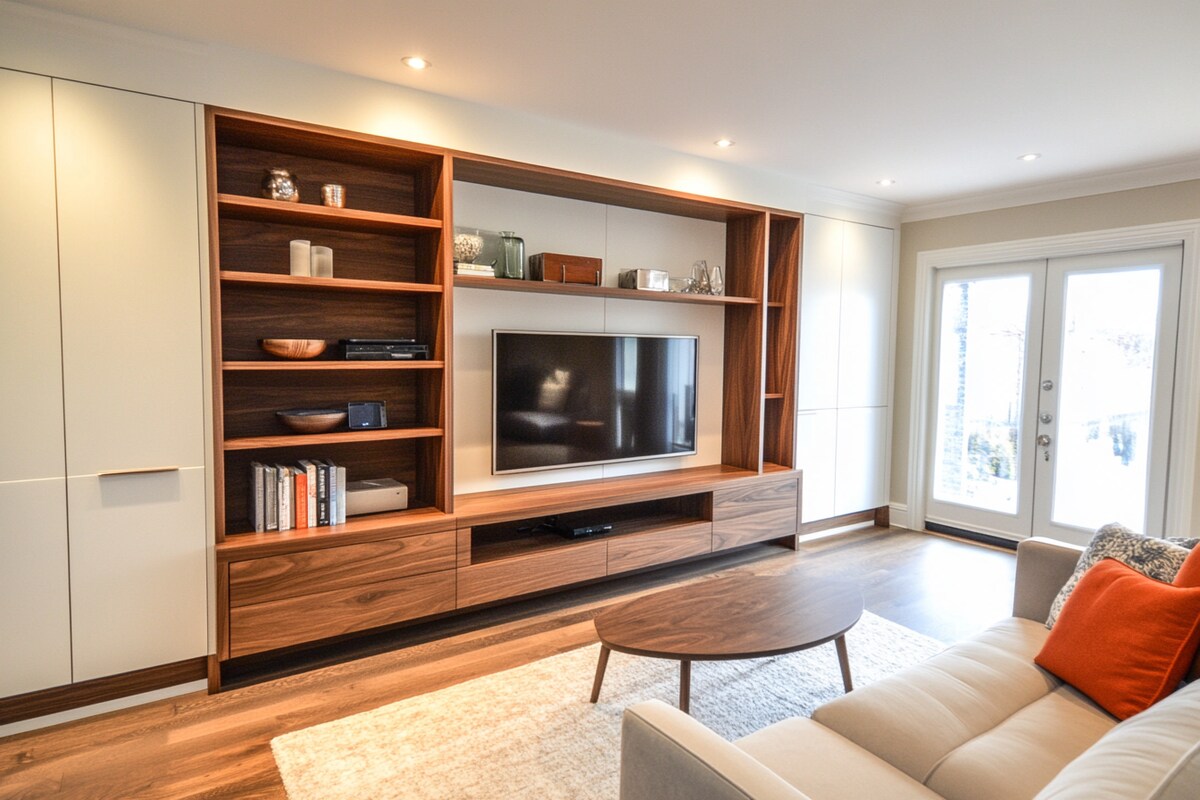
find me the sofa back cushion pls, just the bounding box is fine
[1034,680,1200,800]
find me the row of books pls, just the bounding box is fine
[250,460,347,533]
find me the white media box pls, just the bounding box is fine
[345,478,408,516]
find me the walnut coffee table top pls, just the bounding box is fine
[593,572,864,662]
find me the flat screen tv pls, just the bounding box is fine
[493,330,698,474]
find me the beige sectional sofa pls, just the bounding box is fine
[619,537,1200,799]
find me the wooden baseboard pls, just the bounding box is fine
[0,657,208,726]
[798,509,881,536]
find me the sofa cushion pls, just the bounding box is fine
[924,683,1117,800]
[1046,523,1195,627]
[1035,558,1200,719]
[1034,680,1200,800]
[736,717,942,800]
[1174,544,1200,587]
[812,617,1056,783]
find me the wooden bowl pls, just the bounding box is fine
[276,408,347,434]
[260,338,327,359]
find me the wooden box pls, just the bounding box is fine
[528,252,602,285]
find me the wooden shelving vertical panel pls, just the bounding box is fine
[425,156,454,512]
[764,215,802,468]
[721,213,768,471]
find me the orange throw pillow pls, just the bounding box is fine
[1173,546,1200,587]
[1035,557,1200,720]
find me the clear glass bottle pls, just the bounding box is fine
[497,231,526,279]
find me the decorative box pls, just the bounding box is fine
[528,252,603,285]
[617,268,669,292]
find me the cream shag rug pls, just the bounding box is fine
[272,611,942,800]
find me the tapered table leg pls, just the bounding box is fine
[835,635,853,692]
[679,659,691,714]
[590,645,611,703]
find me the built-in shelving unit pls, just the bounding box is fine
[208,109,804,686]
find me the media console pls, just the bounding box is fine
[215,465,800,669]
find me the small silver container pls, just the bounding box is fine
[618,268,669,291]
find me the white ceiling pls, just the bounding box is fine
[14,0,1200,212]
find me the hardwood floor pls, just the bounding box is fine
[0,528,1014,799]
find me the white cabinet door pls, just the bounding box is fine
[838,223,894,409]
[796,409,838,523]
[0,70,65,483]
[0,479,72,695]
[68,468,208,680]
[53,80,206,476]
[834,406,889,516]
[798,216,843,411]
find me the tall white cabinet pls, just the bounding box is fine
[796,215,895,524]
[0,72,209,698]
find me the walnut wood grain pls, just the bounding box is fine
[229,532,456,607]
[217,506,456,561]
[606,523,713,575]
[223,426,443,450]
[799,509,880,535]
[456,540,607,608]
[217,195,442,235]
[764,215,801,468]
[721,213,767,470]
[453,275,759,304]
[229,570,456,658]
[712,476,800,551]
[220,270,443,295]
[593,573,862,662]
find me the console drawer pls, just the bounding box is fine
[229,531,456,608]
[229,569,455,658]
[457,541,607,607]
[607,523,712,575]
[712,477,799,551]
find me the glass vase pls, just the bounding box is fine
[497,231,526,279]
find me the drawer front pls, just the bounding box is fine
[607,523,712,575]
[457,541,607,608]
[229,531,456,608]
[229,570,456,658]
[712,477,799,552]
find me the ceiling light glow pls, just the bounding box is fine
[402,56,432,70]
[1019,153,1041,162]
[714,138,735,148]
[876,178,895,187]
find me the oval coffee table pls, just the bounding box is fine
[590,573,863,713]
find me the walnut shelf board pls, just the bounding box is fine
[223,426,444,450]
[216,506,455,561]
[767,301,786,308]
[454,275,758,305]
[454,465,796,528]
[764,393,785,400]
[469,514,711,565]
[217,194,443,234]
[223,361,445,372]
[220,271,443,295]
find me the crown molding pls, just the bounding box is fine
[900,158,1200,224]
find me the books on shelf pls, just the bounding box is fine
[250,459,349,533]
[455,262,496,277]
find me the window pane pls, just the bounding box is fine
[932,276,1030,514]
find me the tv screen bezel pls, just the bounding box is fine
[491,329,700,475]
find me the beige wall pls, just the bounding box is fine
[892,179,1200,522]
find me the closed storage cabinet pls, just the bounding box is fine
[52,80,209,680]
[797,216,895,524]
[712,477,799,550]
[0,69,72,696]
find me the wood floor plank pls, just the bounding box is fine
[0,528,1014,798]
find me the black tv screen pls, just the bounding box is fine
[493,331,698,474]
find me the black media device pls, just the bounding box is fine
[347,401,387,429]
[341,338,430,360]
[540,516,614,539]
[492,330,698,474]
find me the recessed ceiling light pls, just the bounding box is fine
[1018,153,1041,162]
[714,138,735,148]
[876,178,896,187]
[402,56,432,70]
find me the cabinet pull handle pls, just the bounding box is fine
[97,466,180,478]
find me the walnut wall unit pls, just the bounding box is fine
[209,110,803,684]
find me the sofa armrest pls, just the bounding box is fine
[1012,537,1083,622]
[620,700,812,800]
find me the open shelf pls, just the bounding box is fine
[454,274,758,305]
[223,360,444,372]
[217,194,443,235]
[223,426,444,450]
[220,271,442,295]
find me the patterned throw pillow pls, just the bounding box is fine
[1045,523,1197,628]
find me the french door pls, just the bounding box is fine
[925,246,1182,543]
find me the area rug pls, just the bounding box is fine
[272,612,943,800]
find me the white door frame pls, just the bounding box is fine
[907,220,1200,539]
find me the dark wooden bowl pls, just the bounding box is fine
[260,338,327,359]
[276,408,347,434]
